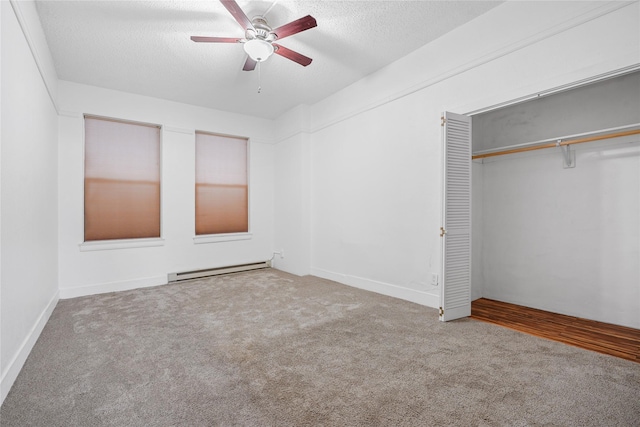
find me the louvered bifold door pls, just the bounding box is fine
[440,112,472,321]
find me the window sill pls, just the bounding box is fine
[193,232,252,244]
[79,238,165,252]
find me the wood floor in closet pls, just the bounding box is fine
[471,298,640,363]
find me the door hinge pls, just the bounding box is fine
[439,307,444,317]
[441,116,446,127]
[440,227,447,237]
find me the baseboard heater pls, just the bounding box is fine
[168,261,271,283]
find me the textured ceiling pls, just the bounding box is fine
[35,0,502,119]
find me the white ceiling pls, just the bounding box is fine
[35,0,502,119]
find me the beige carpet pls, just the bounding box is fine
[2,269,639,426]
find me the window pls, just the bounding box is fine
[84,116,161,241]
[195,132,248,235]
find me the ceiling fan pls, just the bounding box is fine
[191,0,317,71]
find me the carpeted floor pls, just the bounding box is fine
[2,269,639,426]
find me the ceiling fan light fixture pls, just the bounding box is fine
[243,39,274,62]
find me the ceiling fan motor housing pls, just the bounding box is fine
[246,17,277,42]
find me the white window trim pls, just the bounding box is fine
[193,232,252,244]
[79,237,165,252]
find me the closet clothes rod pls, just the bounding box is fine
[472,124,640,160]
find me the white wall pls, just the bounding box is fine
[1,0,59,402]
[479,137,640,329]
[281,1,640,310]
[471,162,484,301]
[57,81,275,297]
[271,105,312,276]
[310,89,442,306]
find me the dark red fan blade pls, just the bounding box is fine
[273,44,312,66]
[191,36,242,43]
[220,0,254,30]
[272,15,317,40]
[243,57,257,71]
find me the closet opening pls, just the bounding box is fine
[467,68,640,350]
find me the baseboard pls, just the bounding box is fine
[59,275,167,299]
[1,290,59,405]
[311,267,439,309]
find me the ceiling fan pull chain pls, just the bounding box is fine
[257,61,262,94]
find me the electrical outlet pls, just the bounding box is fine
[280,249,285,259]
[431,273,439,286]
